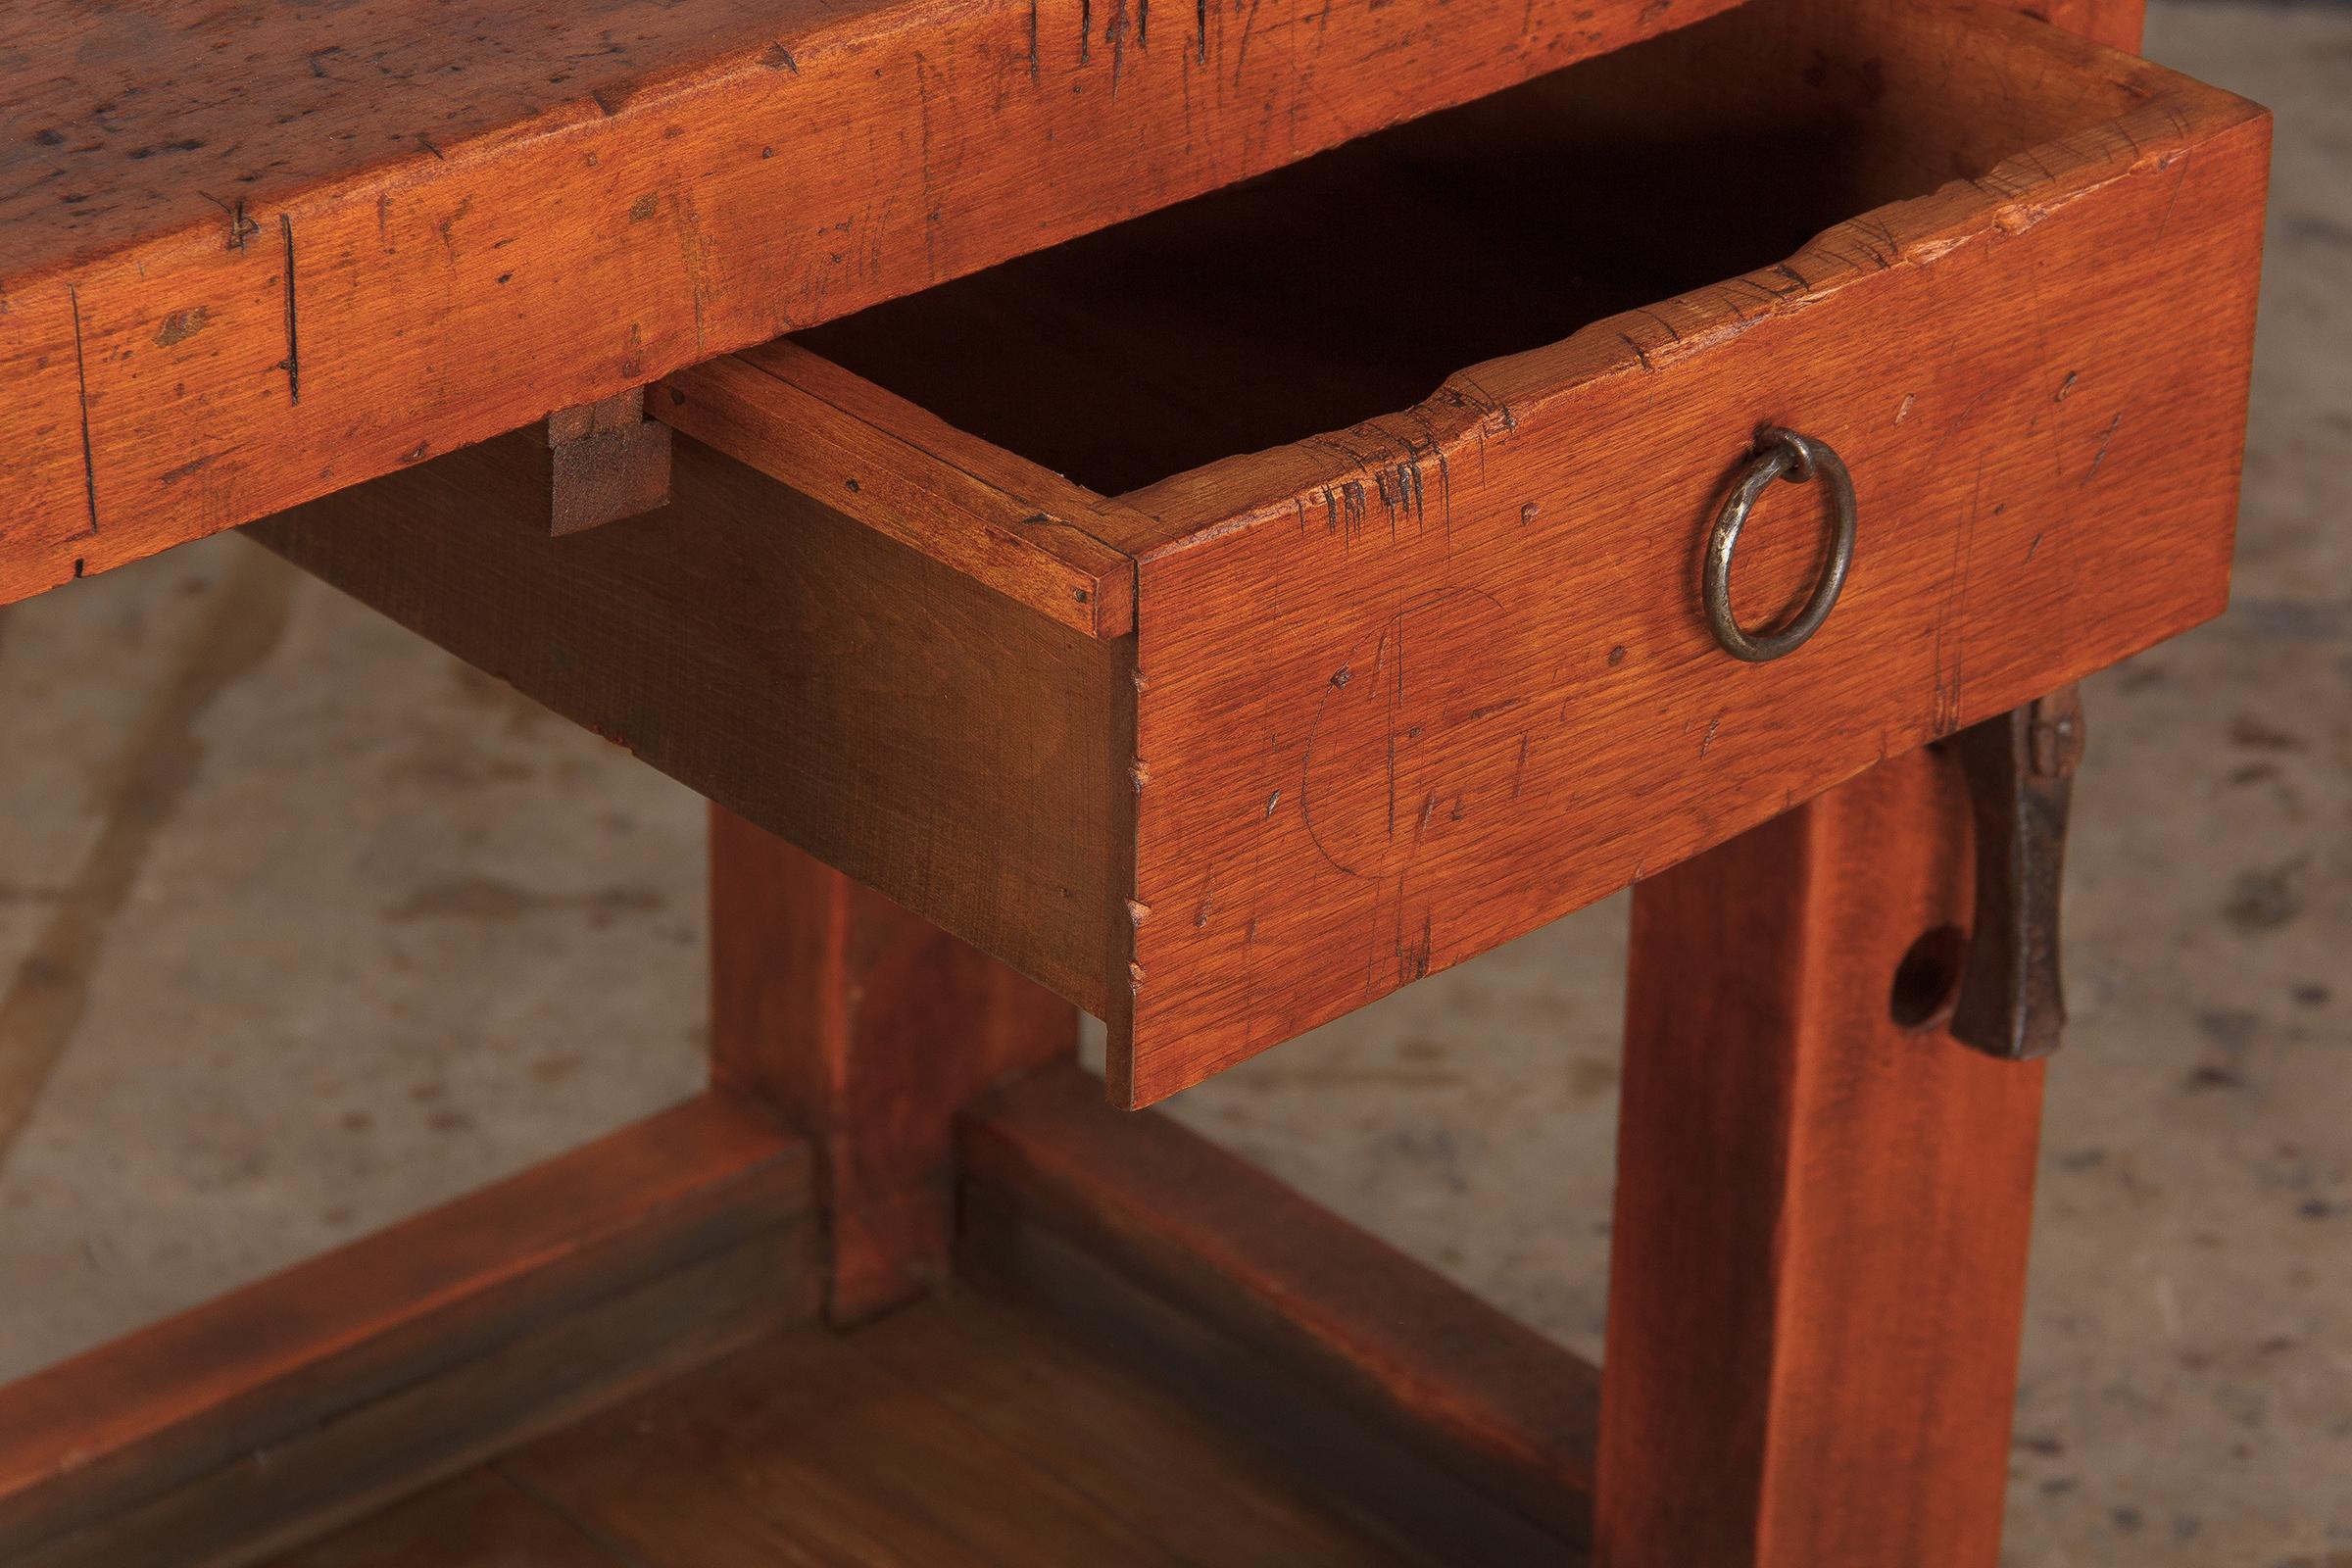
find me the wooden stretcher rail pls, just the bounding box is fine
[957,1061,1600,1549]
[0,1094,816,1568]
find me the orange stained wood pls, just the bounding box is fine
[960,1060,1600,1546]
[271,1291,1426,1568]
[0,0,1749,609]
[254,0,2266,1106]
[710,808,1078,1323]
[0,1094,814,1566]
[1598,745,2044,1567]
[1108,0,2268,1100]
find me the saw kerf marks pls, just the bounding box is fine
[277,213,301,406]
[66,284,97,536]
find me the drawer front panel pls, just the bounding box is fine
[1122,79,2267,1102]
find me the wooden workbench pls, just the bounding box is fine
[0,0,2267,1561]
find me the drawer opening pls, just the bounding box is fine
[795,0,2154,500]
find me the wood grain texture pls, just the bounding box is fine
[958,1062,1598,1546]
[0,1094,816,1568]
[263,1470,624,1568]
[2032,0,2146,50]
[254,0,2256,1105]
[850,1288,1430,1568]
[659,345,1147,637]
[710,808,1075,1322]
[251,432,1137,1021]
[0,0,1743,608]
[1596,746,2045,1568]
[959,1190,1570,1567]
[284,1291,1429,1568]
[503,1310,1342,1568]
[1109,0,2268,1102]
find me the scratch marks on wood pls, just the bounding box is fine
[199,192,261,251]
[1933,459,1988,735]
[1396,908,1432,983]
[277,213,301,404]
[671,191,714,353]
[915,52,940,277]
[1106,0,1133,90]
[2055,370,2078,402]
[2152,147,2191,245]
[1196,0,1208,65]
[67,285,97,537]
[1080,0,1092,63]
[438,193,476,259]
[158,454,216,487]
[1029,0,1041,80]
[1233,0,1262,86]
[2082,412,2122,485]
[760,41,800,73]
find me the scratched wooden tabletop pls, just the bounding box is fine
[0,0,1739,609]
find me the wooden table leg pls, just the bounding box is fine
[1596,745,2045,1567]
[710,805,1077,1323]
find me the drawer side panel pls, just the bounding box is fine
[253,435,1133,1017]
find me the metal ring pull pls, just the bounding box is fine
[1702,426,1857,663]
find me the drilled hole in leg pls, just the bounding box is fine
[1889,923,1969,1031]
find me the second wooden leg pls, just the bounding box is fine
[1596,746,2046,1567]
[710,805,1076,1323]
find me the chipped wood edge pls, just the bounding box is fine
[1121,24,2270,555]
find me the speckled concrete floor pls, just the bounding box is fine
[0,5,2342,1562]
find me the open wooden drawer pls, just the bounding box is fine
[256,0,2268,1105]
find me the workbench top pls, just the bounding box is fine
[0,0,1736,606]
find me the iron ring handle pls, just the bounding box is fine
[1701,426,1857,663]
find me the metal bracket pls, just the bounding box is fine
[1948,685,2085,1061]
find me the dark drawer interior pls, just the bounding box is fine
[798,0,2141,497]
